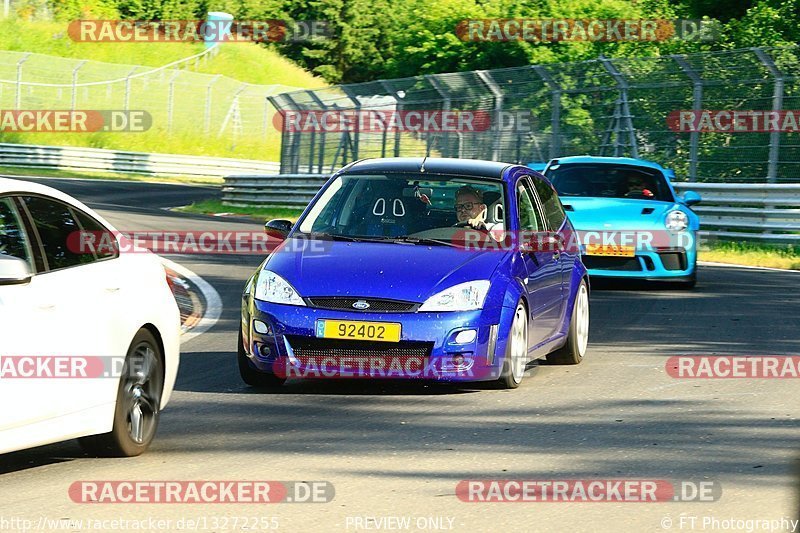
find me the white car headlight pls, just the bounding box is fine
[419,280,491,312]
[665,210,689,232]
[255,270,305,306]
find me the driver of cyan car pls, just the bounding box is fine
[625,174,655,198]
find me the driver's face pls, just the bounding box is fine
[455,193,485,222]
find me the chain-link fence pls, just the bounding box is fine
[271,45,800,183]
[0,46,297,148]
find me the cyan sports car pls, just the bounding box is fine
[542,156,701,287]
[239,157,590,389]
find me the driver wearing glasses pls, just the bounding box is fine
[454,185,501,233]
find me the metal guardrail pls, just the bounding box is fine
[0,143,280,178]
[223,176,800,243]
[673,183,800,242]
[222,174,328,207]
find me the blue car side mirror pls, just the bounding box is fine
[682,191,701,206]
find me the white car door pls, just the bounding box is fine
[0,195,124,451]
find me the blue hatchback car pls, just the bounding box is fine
[239,158,590,389]
[542,156,701,287]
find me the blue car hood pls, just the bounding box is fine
[560,197,682,230]
[264,239,508,302]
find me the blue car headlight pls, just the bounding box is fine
[255,270,306,306]
[419,280,491,312]
[665,210,689,232]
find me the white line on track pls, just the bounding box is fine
[699,260,799,273]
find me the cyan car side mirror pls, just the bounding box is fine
[682,191,701,206]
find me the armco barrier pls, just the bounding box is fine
[673,183,800,243]
[223,175,800,243]
[222,174,328,208]
[0,143,279,178]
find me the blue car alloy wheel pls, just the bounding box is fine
[240,157,590,389]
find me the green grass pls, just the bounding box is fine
[0,19,324,160]
[0,19,325,87]
[700,241,800,270]
[175,199,304,221]
[0,165,222,184]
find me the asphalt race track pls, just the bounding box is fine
[1,178,798,532]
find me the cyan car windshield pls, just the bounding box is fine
[545,164,674,202]
[297,173,507,240]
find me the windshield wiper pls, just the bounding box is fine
[391,236,459,247]
[302,232,390,243]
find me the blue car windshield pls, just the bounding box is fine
[296,173,507,241]
[545,164,674,202]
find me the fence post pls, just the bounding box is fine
[533,65,561,160]
[475,70,503,161]
[674,55,703,182]
[167,70,182,133]
[305,90,329,173]
[71,60,86,111]
[340,85,361,162]
[204,75,221,133]
[123,67,138,111]
[380,80,403,157]
[426,74,451,157]
[754,48,783,184]
[598,55,638,158]
[15,53,29,110]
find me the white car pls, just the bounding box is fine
[0,178,180,457]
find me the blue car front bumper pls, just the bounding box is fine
[243,300,515,382]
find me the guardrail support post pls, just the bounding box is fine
[15,53,29,110]
[71,60,86,111]
[167,70,182,133]
[123,67,138,111]
[204,75,221,133]
[341,85,361,162]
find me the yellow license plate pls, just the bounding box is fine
[585,244,635,257]
[315,319,401,343]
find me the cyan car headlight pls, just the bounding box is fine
[665,210,689,232]
[255,270,305,306]
[419,280,491,312]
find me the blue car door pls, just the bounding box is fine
[530,175,569,326]
[515,177,562,344]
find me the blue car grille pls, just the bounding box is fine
[286,336,433,362]
[306,297,418,313]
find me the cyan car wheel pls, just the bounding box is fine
[79,329,163,457]
[497,301,529,389]
[547,279,589,365]
[237,327,286,389]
